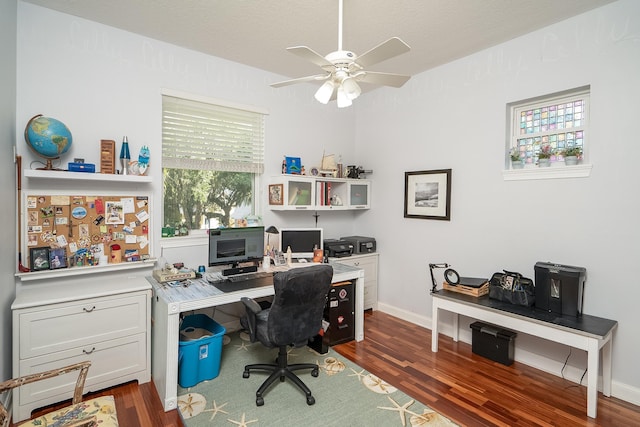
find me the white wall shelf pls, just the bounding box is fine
[502,164,592,181]
[16,259,157,282]
[269,175,370,211]
[24,169,153,183]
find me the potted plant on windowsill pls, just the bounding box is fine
[537,144,554,167]
[560,146,582,166]
[509,147,524,169]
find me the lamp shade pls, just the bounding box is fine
[314,81,335,104]
[336,85,352,108]
[265,226,279,234]
[341,77,361,101]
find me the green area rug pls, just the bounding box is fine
[178,332,457,426]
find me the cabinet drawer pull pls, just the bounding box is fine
[83,306,96,313]
[83,347,96,355]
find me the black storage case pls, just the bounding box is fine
[470,322,517,366]
[309,281,355,353]
[534,262,586,316]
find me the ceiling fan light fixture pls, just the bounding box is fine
[336,85,352,108]
[341,77,361,100]
[314,80,335,104]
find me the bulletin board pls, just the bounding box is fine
[24,194,151,271]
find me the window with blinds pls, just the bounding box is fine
[161,92,267,232]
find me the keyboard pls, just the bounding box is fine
[214,274,274,293]
[203,270,273,292]
[227,271,273,282]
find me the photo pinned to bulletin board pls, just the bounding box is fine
[24,193,151,271]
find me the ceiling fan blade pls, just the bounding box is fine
[270,74,329,88]
[356,71,411,88]
[355,37,410,68]
[286,46,334,68]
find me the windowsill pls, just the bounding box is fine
[160,233,208,248]
[502,163,592,181]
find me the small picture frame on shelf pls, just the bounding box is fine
[285,156,302,174]
[48,247,67,269]
[268,184,283,205]
[29,246,50,271]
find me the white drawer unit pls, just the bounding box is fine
[331,253,379,310]
[12,275,151,423]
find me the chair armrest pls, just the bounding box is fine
[241,297,263,314]
[0,361,91,405]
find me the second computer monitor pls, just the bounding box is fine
[279,228,323,259]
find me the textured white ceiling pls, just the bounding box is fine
[23,0,613,92]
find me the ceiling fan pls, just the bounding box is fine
[271,0,411,108]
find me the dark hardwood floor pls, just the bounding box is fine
[333,311,640,427]
[23,311,640,426]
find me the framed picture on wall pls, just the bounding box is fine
[268,184,284,205]
[29,247,50,271]
[404,169,452,220]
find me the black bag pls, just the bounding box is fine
[489,270,535,307]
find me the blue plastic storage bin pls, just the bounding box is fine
[178,314,226,388]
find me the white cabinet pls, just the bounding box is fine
[11,275,151,423]
[269,175,370,211]
[330,253,378,310]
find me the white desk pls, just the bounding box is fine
[431,290,617,419]
[150,263,364,411]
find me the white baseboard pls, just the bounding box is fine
[375,302,640,407]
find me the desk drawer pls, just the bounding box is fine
[18,292,148,359]
[18,332,147,408]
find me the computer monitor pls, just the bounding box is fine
[279,228,323,259]
[208,226,264,274]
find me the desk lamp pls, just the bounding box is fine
[265,226,279,249]
[429,263,458,293]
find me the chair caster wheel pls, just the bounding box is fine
[306,395,315,405]
[311,367,319,377]
[256,396,264,406]
[243,371,250,378]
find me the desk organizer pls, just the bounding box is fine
[443,281,489,297]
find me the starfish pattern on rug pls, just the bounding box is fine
[201,400,229,421]
[235,341,251,351]
[227,413,258,427]
[348,367,367,382]
[377,396,415,427]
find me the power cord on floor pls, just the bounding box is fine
[561,347,588,390]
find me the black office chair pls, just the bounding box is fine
[240,264,333,406]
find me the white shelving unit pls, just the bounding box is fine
[24,169,153,183]
[269,175,370,211]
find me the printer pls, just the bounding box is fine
[323,239,354,258]
[340,236,376,254]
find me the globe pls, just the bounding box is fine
[24,114,73,170]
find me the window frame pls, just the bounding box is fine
[161,89,267,235]
[503,86,592,181]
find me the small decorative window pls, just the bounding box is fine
[507,86,590,169]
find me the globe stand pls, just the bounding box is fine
[37,157,63,171]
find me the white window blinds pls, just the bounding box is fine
[162,95,265,174]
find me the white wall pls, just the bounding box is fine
[1,0,18,382]
[15,1,360,269]
[355,0,640,405]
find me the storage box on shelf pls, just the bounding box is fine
[269,175,370,211]
[330,253,378,310]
